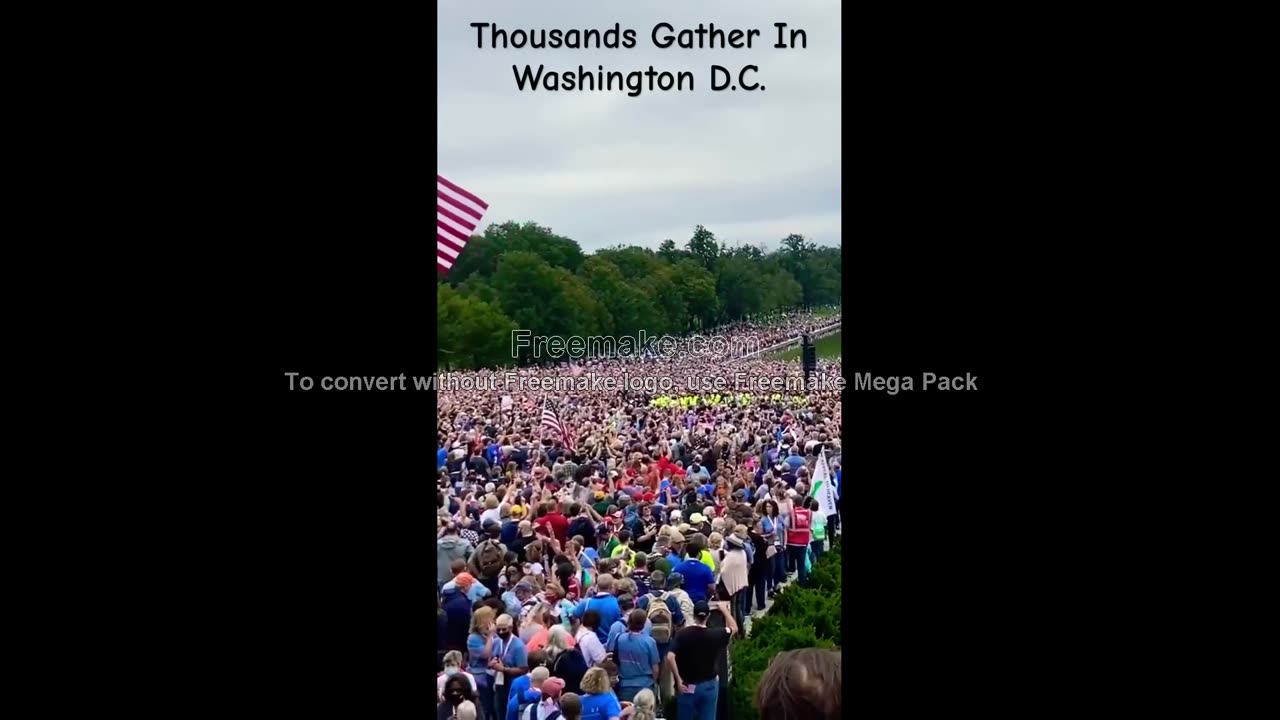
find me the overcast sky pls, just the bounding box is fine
[438,0,840,253]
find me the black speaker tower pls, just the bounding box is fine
[802,333,816,385]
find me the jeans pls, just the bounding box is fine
[733,588,748,633]
[787,545,809,587]
[475,684,494,720]
[493,684,508,720]
[677,678,719,720]
[656,644,674,702]
[771,549,787,586]
[811,538,825,561]
[618,683,654,703]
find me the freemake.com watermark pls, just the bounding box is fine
[510,330,765,360]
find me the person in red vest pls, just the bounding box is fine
[786,499,813,587]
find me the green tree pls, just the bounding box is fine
[447,222,585,284]
[685,225,720,271]
[657,239,682,264]
[437,284,517,370]
[579,256,662,338]
[492,252,610,362]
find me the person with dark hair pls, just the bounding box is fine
[760,500,786,597]
[440,672,479,720]
[558,692,583,720]
[671,537,716,604]
[747,518,771,613]
[574,609,607,668]
[753,649,842,720]
[667,600,738,720]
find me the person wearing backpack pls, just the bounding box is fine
[470,521,509,597]
[658,573,694,635]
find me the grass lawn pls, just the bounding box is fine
[769,331,842,360]
[812,306,841,317]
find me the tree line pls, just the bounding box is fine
[437,222,841,370]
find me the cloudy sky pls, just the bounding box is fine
[438,0,841,253]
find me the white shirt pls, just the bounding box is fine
[480,508,502,527]
[575,626,607,667]
[811,512,826,535]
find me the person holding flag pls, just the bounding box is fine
[808,451,839,548]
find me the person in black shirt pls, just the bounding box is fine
[510,520,537,562]
[632,503,659,554]
[667,600,738,720]
[566,503,597,551]
[705,587,735,720]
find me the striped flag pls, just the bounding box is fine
[437,174,489,274]
[540,397,574,451]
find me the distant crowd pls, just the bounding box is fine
[437,312,843,720]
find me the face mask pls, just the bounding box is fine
[444,666,459,676]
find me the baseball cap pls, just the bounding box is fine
[689,513,705,524]
[666,572,684,589]
[693,600,711,618]
[541,677,565,699]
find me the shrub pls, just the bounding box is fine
[727,538,842,720]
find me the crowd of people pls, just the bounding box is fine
[436,312,843,720]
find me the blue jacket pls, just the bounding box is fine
[441,587,472,651]
[505,675,539,720]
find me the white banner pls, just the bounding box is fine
[810,450,838,517]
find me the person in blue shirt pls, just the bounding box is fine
[611,609,660,703]
[504,650,548,720]
[438,445,448,470]
[572,574,621,644]
[785,449,806,472]
[671,536,716,604]
[466,608,498,720]
[490,614,529,720]
[605,594,652,650]
[577,666,623,720]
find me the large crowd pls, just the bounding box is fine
[436,312,843,720]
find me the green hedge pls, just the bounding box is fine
[729,540,843,720]
[656,541,843,720]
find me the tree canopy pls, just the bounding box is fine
[438,224,841,369]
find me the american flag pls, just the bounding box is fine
[540,397,574,451]
[437,174,489,274]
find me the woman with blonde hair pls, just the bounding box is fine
[621,688,656,720]
[707,532,725,571]
[521,602,552,644]
[578,667,622,720]
[465,607,497,720]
